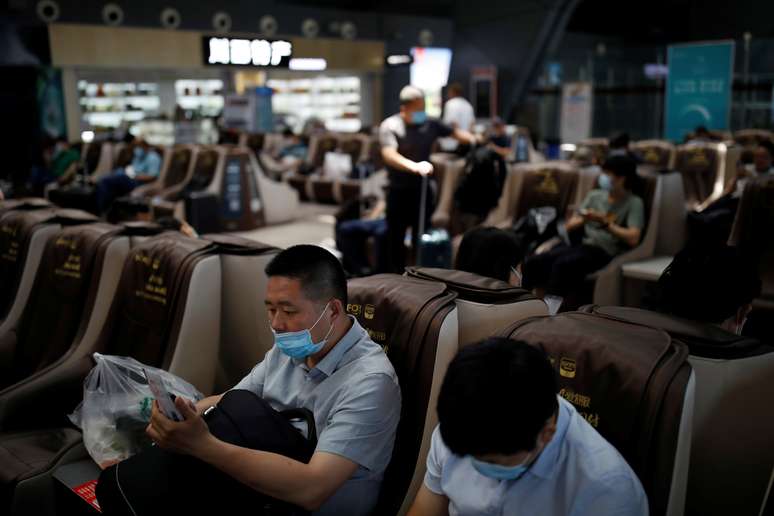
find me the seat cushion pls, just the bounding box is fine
[0,428,83,486]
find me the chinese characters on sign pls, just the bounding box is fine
[204,37,292,67]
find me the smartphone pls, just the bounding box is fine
[144,368,184,422]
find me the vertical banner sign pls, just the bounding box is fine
[560,82,593,144]
[664,40,735,142]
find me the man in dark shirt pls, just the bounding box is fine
[379,85,478,272]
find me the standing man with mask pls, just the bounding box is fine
[122,245,401,516]
[408,337,648,516]
[379,85,478,272]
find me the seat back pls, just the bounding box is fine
[0,198,52,217]
[308,134,339,170]
[83,141,103,175]
[92,233,221,393]
[92,142,115,179]
[632,140,676,169]
[583,305,774,516]
[500,312,694,516]
[405,267,548,346]
[734,129,773,149]
[161,146,194,189]
[576,138,609,163]
[1,223,126,388]
[674,142,728,207]
[429,155,466,231]
[187,146,225,193]
[346,274,458,516]
[0,209,97,325]
[201,234,279,392]
[244,133,266,156]
[513,162,579,221]
[338,135,366,165]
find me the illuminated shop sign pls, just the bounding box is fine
[203,37,292,67]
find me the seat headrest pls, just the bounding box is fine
[501,311,691,516]
[405,267,534,304]
[95,233,213,367]
[119,221,166,236]
[51,209,100,226]
[346,274,456,353]
[583,305,773,359]
[0,198,52,215]
[201,234,278,255]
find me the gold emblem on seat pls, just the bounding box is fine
[535,169,559,195]
[364,304,375,320]
[559,357,576,378]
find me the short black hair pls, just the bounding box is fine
[657,245,761,324]
[455,227,525,283]
[610,132,630,149]
[757,140,774,158]
[438,338,558,456]
[265,245,348,306]
[602,154,638,191]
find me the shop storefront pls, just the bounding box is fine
[49,24,384,144]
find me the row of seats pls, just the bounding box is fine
[1,198,772,515]
[49,141,301,230]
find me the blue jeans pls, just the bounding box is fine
[96,171,138,213]
[336,218,388,275]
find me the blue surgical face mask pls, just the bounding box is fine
[471,452,534,481]
[272,302,334,359]
[598,173,613,191]
[410,110,427,125]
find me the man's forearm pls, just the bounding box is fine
[196,435,322,510]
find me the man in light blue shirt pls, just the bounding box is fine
[143,245,401,515]
[408,338,648,516]
[95,139,163,213]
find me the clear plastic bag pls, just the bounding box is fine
[68,353,203,469]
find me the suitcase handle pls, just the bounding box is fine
[418,172,428,237]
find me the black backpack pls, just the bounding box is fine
[454,146,507,217]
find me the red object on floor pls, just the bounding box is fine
[72,479,101,513]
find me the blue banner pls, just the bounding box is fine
[664,41,735,142]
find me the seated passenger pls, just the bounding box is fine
[335,196,388,276]
[95,140,162,213]
[657,244,761,335]
[486,117,513,160]
[407,337,648,516]
[29,137,80,194]
[608,132,640,163]
[99,245,400,515]
[522,155,644,308]
[455,226,525,286]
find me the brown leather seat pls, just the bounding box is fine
[200,234,279,392]
[673,142,736,208]
[500,312,695,516]
[0,223,127,389]
[631,140,676,169]
[582,305,774,516]
[0,232,223,516]
[0,209,98,333]
[0,198,52,217]
[405,267,548,346]
[132,145,194,199]
[244,132,265,156]
[346,274,458,516]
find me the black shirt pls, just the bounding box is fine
[378,114,453,189]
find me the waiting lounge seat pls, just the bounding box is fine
[632,140,676,170]
[674,142,739,209]
[0,232,222,516]
[0,209,98,335]
[581,305,774,516]
[500,311,695,516]
[405,267,548,346]
[346,274,458,516]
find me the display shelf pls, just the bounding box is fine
[266,76,362,133]
[78,80,161,129]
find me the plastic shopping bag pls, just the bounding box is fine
[68,353,203,469]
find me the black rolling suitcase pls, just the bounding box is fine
[185,191,221,234]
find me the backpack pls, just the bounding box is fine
[454,146,507,217]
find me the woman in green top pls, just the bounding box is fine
[522,155,645,309]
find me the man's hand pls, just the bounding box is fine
[581,209,609,224]
[413,161,434,176]
[146,397,212,457]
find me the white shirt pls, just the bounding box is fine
[440,97,475,151]
[424,397,648,516]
